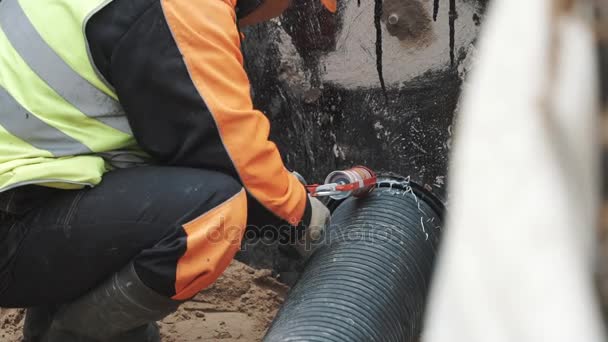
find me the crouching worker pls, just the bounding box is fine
[0,0,335,340]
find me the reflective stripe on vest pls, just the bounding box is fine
[0,86,91,156]
[0,0,132,136]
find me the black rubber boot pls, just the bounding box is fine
[23,306,57,342]
[42,263,181,342]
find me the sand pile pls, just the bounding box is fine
[0,261,287,342]
[0,308,24,341]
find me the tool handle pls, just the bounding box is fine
[306,176,377,197]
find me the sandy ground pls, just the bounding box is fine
[0,261,287,342]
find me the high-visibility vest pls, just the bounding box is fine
[0,0,145,192]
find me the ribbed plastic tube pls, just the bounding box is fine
[263,180,443,342]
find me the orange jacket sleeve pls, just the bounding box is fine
[160,0,309,226]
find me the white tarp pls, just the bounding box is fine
[423,0,606,341]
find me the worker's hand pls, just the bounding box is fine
[295,196,331,259]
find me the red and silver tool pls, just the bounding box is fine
[306,166,377,200]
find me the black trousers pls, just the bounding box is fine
[0,166,248,307]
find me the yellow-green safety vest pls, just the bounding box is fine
[0,0,145,192]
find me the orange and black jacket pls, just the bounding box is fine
[86,0,311,229]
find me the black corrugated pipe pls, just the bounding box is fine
[263,176,444,342]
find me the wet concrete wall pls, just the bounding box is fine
[242,0,489,202]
